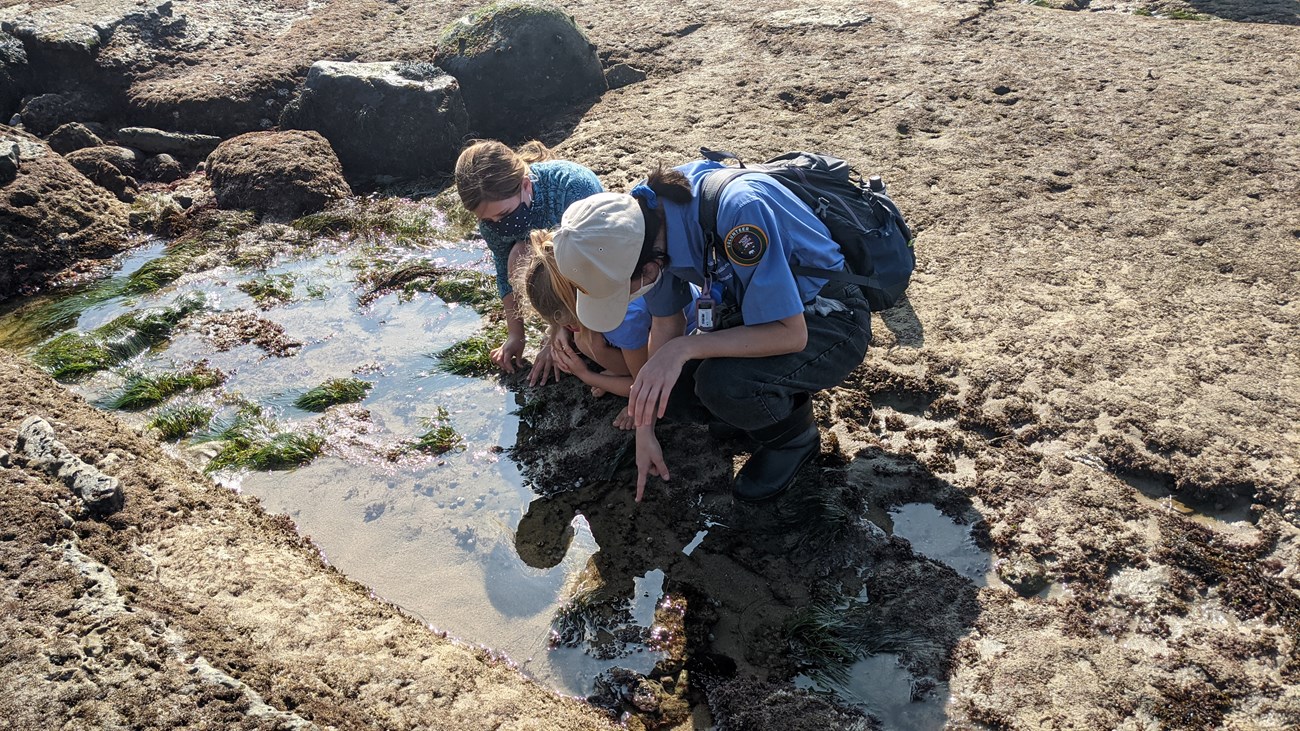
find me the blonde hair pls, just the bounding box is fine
[454,139,556,212]
[516,230,579,328]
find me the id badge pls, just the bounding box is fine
[696,294,715,332]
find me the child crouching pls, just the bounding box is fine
[515,231,648,430]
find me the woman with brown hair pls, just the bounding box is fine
[454,140,602,385]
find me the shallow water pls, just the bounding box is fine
[802,501,995,728]
[0,221,671,697]
[1121,473,1257,536]
[885,502,992,585]
[796,654,950,731]
[3,218,1008,717]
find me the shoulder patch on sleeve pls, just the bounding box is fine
[723,224,768,267]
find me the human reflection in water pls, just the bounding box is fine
[514,473,699,647]
[512,432,985,728]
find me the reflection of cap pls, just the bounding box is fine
[553,192,645,332]
[514,499,576,570]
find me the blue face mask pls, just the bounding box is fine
[482,198,533,240]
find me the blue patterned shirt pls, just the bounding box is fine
[476,160,603,297]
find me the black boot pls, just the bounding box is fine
[733,396,820,503]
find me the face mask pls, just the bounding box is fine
[482,195,532,239]
[631,269,662,299]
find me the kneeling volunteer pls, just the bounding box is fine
[549,159,871,502]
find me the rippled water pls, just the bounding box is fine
[0,221,669,697]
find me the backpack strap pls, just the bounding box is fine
[697,167,751,251]
[700,164,879,289]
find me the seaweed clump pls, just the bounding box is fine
[32,292,206,380]
[783,600,934,688]
[357,260,497,310]
[147,404,215,441]
[104,362,225,410]
[238,273,298,309]
[294,378,373,412]
[405,407,464,455]
[203,406,325,472]
[433,323,508,377]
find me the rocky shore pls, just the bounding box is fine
[2,0,1298,728]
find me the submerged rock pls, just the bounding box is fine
[706,678,879,731]
[280,60,469,184]
[0,125,130,300]
[435,1,606,140]
[205,130,350,220]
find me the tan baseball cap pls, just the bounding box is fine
[553,192,646,332]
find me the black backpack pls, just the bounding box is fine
[697,147,915,311]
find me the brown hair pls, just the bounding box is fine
[516,230,579,328]
[453,139,557,212]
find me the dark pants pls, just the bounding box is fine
[668,281,870,431]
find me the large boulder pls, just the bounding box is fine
[205,130,350,220]
[279,60,469,184]
[0,125,131,300]
[18,92,112,137]
[0,30,28,119]
[141,153,184,183]
[62,144,143,177]
[46,122,104,155]
[62,144,142,201]
[61,143,143,176]
[434,1,606,141]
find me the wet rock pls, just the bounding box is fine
[141,153,184,183]
[63,144,143,177]
[128,192,186,235]
[0,125,131,300]
[0,30,28,118]
[115,127,220,159]
[189,311,301,357]
[18,92,110,137]
[205,130,350,219]
[605,63,647,90]
[434,1,606,141]
[589,668,688,724]
[996,552,1049,597]
[46,122,103,155]
[14,416,123,512]
[279,60,468,184]
[706,677,879,731]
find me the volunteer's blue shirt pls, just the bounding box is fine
[602,297,651,351]
[477,160,603,298]
[642,160,844,326]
